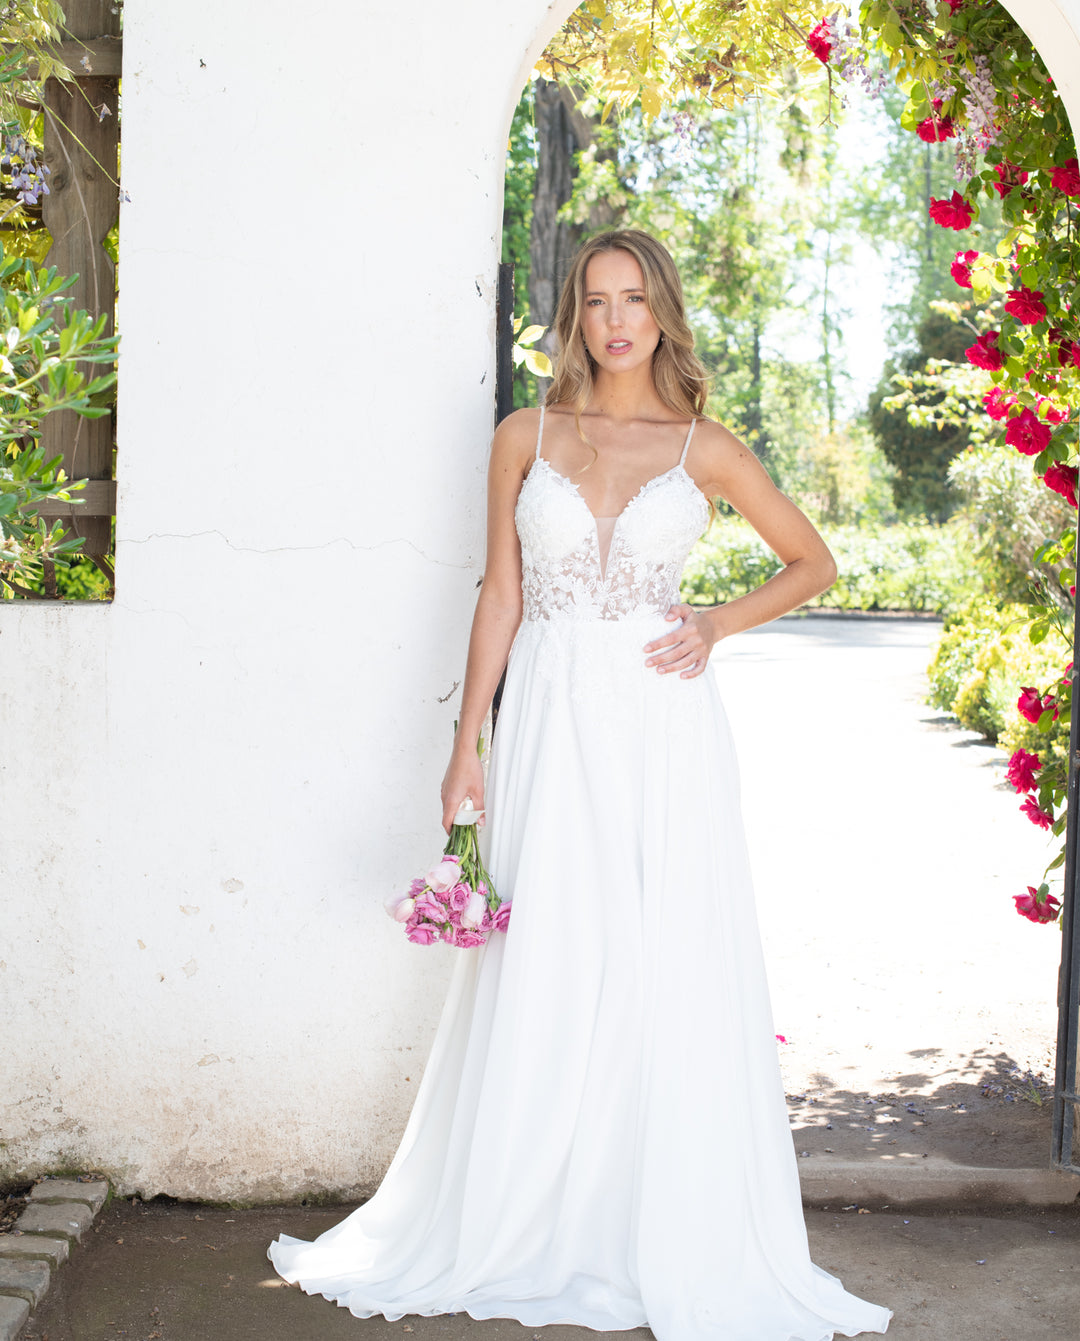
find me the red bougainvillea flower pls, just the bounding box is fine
[806,19,833,63]
[983,387,1016,421]
[992,162,1029,197]
[1021,796,1054,829]
[929,190,975,230]
[917,101,956,142]
[1005,406,1052,455]
[1017,687,1047,723]
[1013,886,1062,923]
[1044,461,1079,506]
[966,330,1004,370]
[1004,286,1048,325]
[950,249,979,288]
[1006,748,1041,792]
[1051,157,1080,195]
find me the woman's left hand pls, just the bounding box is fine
[643,603,717,678]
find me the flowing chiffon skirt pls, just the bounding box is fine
[269,613,892,1340]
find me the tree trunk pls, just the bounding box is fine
[529,79,620,392]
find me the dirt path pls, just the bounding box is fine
[714,613,1063,1168]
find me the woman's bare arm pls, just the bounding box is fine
[644,419,837,676]
[440,409,536,831]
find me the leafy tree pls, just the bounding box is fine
[868,307,973,518]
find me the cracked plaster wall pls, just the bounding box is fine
[1,0,1079,1202]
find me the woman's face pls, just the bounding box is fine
[580,250,661,374]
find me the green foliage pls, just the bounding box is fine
[868,308,976,518]
[503,85,539,409]
[948,440,1075,605]
[682,518,967,612]
[0,246,119,598]
[539,0,830,118]
[927,597,1069,749]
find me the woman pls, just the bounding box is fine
[270,230,893,1339]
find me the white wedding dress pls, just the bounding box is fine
[269,409,892,1340]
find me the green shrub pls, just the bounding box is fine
[681,519,970,614]
[926,596,1070,753]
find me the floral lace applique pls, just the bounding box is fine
[515,457,709,624]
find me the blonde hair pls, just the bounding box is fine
[545,229,710,437]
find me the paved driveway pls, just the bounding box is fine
[714,614,1064,1166]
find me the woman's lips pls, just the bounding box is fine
[606,340,632,354]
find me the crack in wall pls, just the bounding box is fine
[121,529,472,568]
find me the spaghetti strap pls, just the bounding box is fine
[679,417,697,467]
[535,404,546,461]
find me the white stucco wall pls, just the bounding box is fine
[0,0,1078,1202]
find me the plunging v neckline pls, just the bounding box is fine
[527,457,691,581]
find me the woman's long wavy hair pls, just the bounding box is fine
[545,230,710,441]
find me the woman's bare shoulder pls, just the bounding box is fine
[490,406,542,476]
[689,416,768,494]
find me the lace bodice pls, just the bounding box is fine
[515,408,709,622]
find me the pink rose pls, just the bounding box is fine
[983,387,1016,421]
[492,902,512,933]
[917,103,956,143]
[414,894,448,923]
[929,190,974,231]
[965,330,1004,371]
[1013,886,1061,923]
[453,928,487,948]
[992,162,1029,198]
[917,116,954,143]
[1005,406,1052,456]
[460,887,488,929]
[447,881,471,913]
[1051,157,1080,195]
[806,19,832,64]
[1044,462,1078,507]
[391,896,416,923]
[1006,748,1041,793]
[950,249,979,288]
[1020,796,1054,829]
[1041,401,1070,425]
[1016,688,1046,723]
[1004,286,1048,325]
[424,856,461,893]
[406,923,438,945]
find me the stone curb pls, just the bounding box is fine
[0,1178,110,1340]
[798,1157,1080,1209]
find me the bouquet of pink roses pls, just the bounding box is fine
[386,800,510,947]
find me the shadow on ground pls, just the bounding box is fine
[785,1046,1057,1169]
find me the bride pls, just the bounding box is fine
[270,229,893,1340]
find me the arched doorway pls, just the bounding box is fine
[502,0,1080,1177]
